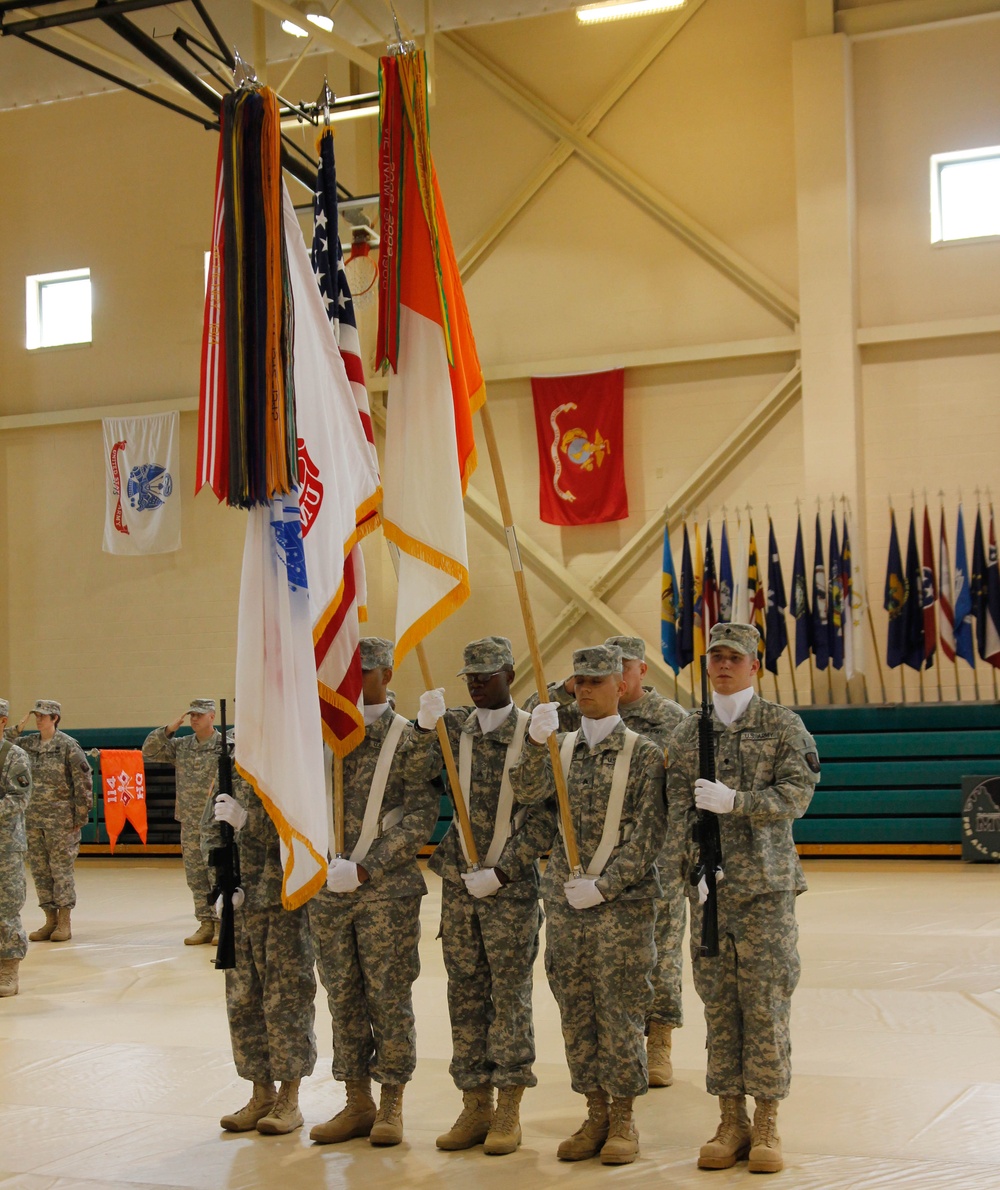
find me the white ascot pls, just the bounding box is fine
[363,701,389,726]
[581,714,622,749]
[712,687,754,726]
[476,703,513,735]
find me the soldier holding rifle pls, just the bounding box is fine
[413,635,552,1157]
[511,643,666,1167]
[666,622,819,1174]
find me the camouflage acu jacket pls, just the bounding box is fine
[6,728,92,830]
[509,720,666,903]
[0,741,31,854]
[409,705,553,897]
[142,726,221,825]
[666,693,820,897]
[335,708,438,900]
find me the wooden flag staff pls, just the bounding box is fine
[333,754,345,856]
[477,402,583,876]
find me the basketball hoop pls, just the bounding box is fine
[344,224,378,312]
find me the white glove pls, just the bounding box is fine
[461,868,502,899]
[564,877,605,910]
[418,688,446,730]
[214,888,245,916]
[528,702,560,743]
[694,778,737,814]
[213,793,248,830]
[326,857,362,893]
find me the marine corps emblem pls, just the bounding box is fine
[961,776,1000,862]
[548,401,611,504]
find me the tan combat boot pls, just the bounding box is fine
[647,1020,674,1087]
[0,959,19,997]
[483,1085,524,1156]
[698,1094,751,1169]
[436,1085,494,1150]
[49,908,72,942]
[220,1082,276,1132]
[310,1077,377,1143]
[369,1083,404,1146]
[185,921,215,946]
[748,1098,783,1173]
[257,1079,303,1135]
[557,1089,609,1161]
[600,1096,639,1165]
[29,909,57,942]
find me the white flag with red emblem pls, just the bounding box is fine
[103,412,180,555]
[282,186,382,755]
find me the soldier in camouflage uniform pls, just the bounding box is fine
[524,634,687,1085]
[143,699,220,944]
[666,622,819,1174]
[308,637,439,1149]
[206,738,317,1136]
[7,700,93,943]
[511,644,666,1166]
[0,699,32,996]
[413,636,553,1157]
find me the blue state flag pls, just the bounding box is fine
[791,515,811,666]
[765,519,788,675]
[884,510,906,668]
[812,514,830,670]
[902,509,925,670]
[718,521,733,623]
[677,523,695,669]
[660,524,679,674]
[828,514,844,670]
[972,507,988,660]
[953,506,975,667]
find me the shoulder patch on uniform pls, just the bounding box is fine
[16,772,30,788]
[805,752,821,773]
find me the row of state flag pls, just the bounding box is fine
[885,502,1000,672]
[660,509,868,680]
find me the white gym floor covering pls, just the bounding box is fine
[0,858,997,1189]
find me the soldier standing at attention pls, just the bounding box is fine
[143,699,220,945]
[208,740,317,1136]
[667,622,819,1174]
[7,700,92,943]
[414,636,553,1157]
[307,637,439,1148]
[511,644,666,1166]
[0,698,32,996]
[524,634,687,1085]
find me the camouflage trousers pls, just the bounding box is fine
[650,884,687,1027]
[309,890,422,1085]
[225,903,317,1083]
[180,822,215,924]
[26,823,80,910]
[0,851,27,960]
[440,880,541,1090]
[690,889,800,1101]
[544,895,655,1099]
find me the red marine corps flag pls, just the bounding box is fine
[531,368,628,526]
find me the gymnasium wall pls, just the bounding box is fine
[0,0,998,726]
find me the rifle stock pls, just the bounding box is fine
[692,656,722,958]
[209,698,242,971]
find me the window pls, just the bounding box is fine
[931,147,1000,244]
[25,268,92,349]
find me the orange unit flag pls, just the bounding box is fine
[100,750,148,852]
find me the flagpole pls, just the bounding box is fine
[865,602,887,703]
[826,665,834,704]
[808,656,816,703]
[786,652,799,704]
[333,753,345,857]
[415,642,481,868]
[673,671,679,703]
[477,402,583,874]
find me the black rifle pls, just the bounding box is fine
[691,656,722,958]
[209,698,241,971]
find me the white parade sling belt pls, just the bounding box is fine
[348,714,409,864]
[558,728,639,876]
[456,710,530,869]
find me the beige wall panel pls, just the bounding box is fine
[854,20,1000,327]
[3,415,243,728]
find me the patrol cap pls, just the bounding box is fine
[0,699,8,719]
[706,622,761,657]
[360,637,394,671]
[605,635,646,662]
[458,636,514,676]
[573,644,623,677]
[33,699,61,716]
[187,698,216,716]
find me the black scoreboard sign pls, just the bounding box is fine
[961,776,1000,863]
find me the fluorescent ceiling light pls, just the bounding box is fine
[577,0,685,23]
[307,13,334,31]
[280,18,308,36]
